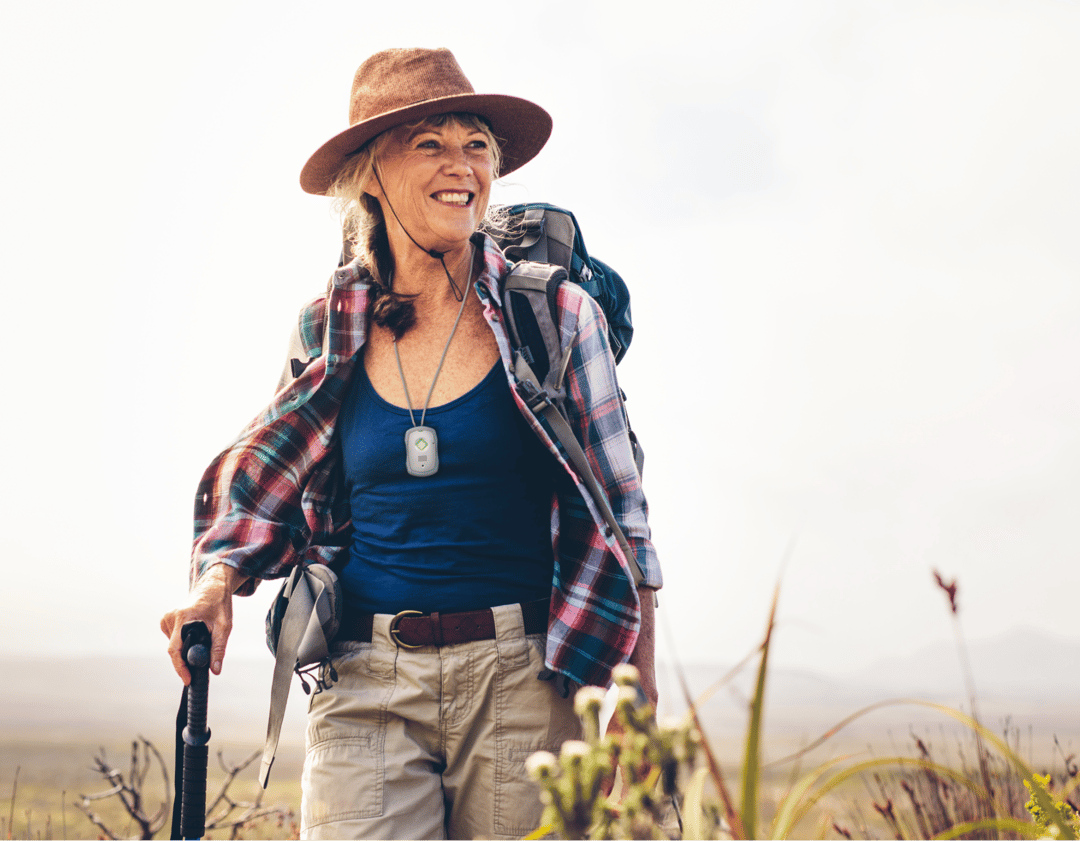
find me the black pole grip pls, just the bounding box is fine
[179,622,212,840]
[184,643,211,742]
[181,743,208,839]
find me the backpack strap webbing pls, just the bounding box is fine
[531,395,646,588]
[504,263,646,588]
[259,565,337,788]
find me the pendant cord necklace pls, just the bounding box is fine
[391,247,472,430]
[374,165,466,300]
[390,243,474,476]
[374,162,476,475]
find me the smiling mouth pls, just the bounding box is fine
[432,191,474,207]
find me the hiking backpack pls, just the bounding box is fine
[489,203,634,363]
[487,203,645,586]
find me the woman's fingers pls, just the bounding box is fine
[160,569,236,684]
[161,606,232,683]
[162,608,192,685]
[208,605,233,675]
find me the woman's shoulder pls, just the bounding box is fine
[555,280,607,335]
[295,294,329,358]
[293,258,375,353]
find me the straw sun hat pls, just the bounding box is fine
[299,48,552,195]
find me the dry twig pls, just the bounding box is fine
[71,737,292,840]
[73,738,169,840]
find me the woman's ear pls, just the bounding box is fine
[361,165,384,200]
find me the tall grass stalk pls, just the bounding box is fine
[528,573,1079,840]
[765,697,1078,839]
[667,619,748,836]
[6,766,18,841]
[739,583,778,839]
[934,569,998,837]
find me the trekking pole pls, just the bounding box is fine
[178,622,212,840]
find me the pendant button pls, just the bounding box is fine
[405,426,439,477]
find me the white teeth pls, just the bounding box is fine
[434,191,471,206]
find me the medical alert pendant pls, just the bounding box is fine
[405,426,439,477]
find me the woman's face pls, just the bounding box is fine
[365,117,495,254]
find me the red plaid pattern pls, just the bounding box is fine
[191,235,660,687]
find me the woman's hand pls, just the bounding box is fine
[601,586,659,796]
[160,563,245,685]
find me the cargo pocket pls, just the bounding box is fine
[493,635,581,836]
[301,644,394,829]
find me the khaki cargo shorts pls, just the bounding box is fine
[301,602,582,840]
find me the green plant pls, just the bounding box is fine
[526,667,694,840]
[1025,773,1080,838]
[527,577,1080,840]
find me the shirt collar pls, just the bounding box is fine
[472,231,509,306]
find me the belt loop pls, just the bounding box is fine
[492,604,530,669]
[490,603,525,641]
[430,612,443,647]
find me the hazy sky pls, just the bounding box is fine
[3,0,1078,681]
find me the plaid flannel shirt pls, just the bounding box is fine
[191,234,661,688]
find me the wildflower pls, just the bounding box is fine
[574,685,607,717]
[560,740,591,761]
[616,685,638,706]
[575,685,608,743]
[525,750,558,782]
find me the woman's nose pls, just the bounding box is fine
[442,145,473,173]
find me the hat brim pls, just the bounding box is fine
[299,93,552,195]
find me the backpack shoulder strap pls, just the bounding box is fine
[503,261,568,393]
[503,262,645,587]
[500,204,578,271]
[490,202,633,362]
[534,397,645,588]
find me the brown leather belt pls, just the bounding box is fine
[339,599,549,649]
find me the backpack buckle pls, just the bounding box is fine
[515,379,550,412]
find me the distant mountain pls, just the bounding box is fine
[0,653,308,749]
[2,626,1075,750]
[842,625,1080,698]
[657,627,1080,756]
[662,626,1080,705]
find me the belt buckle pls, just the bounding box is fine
[389,610,424,649]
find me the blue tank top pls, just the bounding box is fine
[337,358,556,615]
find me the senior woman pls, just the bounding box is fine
[160,47,662,840]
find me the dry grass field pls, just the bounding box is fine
[0,655,306,840]
[3,649,1078,839]
[1,723,305,840]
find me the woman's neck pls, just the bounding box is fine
[389,238,475,304]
